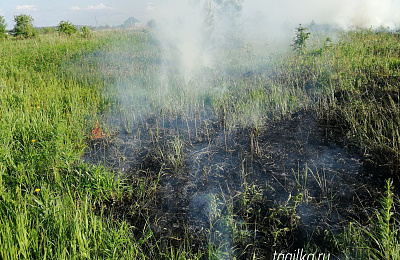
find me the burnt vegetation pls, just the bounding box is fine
[81,28,400,258]
[1,20,400,259]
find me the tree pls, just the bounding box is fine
[214,0,243,13]
[209,0,244,45]
[14,14,37,38]
[38,27,57,34]
[57,20,77,36]
[0,16,7,37]
[147,19,157,28]
[292,24,310,52]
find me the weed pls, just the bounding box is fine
[332,179,400,259]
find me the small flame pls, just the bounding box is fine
[91,122,106,139]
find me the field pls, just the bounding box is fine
[1,27,400,259]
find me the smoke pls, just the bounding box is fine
[153,1,210,80]
[241,0,400,46]
[152,0,243,81]
[241,0,400,29]
[150,0,400,82]
[243,0,400,28]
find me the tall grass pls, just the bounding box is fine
[305,30,400,166]
[331,179,400,259]
[0,31,203,259]
[280,28,400,258]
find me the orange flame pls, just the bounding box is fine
[91,122,106,139]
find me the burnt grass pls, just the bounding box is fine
[84,108,399,259]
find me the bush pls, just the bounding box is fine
[80,26,93,39]
[14,14,37,38]
[57,20,77,36]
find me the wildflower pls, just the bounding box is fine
[31,140,36,143]
[67,114,70,116]
[37,106,40,109]
[35,188,40,192]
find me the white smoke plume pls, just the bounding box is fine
[241,0,400,29]
[150,0,400,81]
[152,0,243,80]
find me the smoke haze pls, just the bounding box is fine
[150,0,400,80]
[241,0,400,29]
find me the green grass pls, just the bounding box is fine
[1,27,400,259]
[330,179,400,259]
[306,30,400,165]
[0,31,195,259]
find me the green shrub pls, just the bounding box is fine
[57,20,77,36]
[80,26,93,39]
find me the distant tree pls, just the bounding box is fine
[80,26,93,38]
[38,26,57,34]
[214,0,243,13]
[147,19,157,28]
[57,20,77,36]
[0,16,7,37]
[210,0,243,44]
[14,14,37,38]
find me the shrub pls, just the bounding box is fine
[57,20,77,36]
[80,26,93,39]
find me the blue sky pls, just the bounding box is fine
[0,1,154,29]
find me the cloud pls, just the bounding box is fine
[69,3,115,11]
[87,3,114,10]
[147,3,155,12]
[16,5,37,11]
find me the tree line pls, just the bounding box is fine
[0,14,92,39]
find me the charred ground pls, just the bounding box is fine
[84,108,392,258]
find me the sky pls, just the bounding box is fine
[0,1,154,29]
[1,0,400,30]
